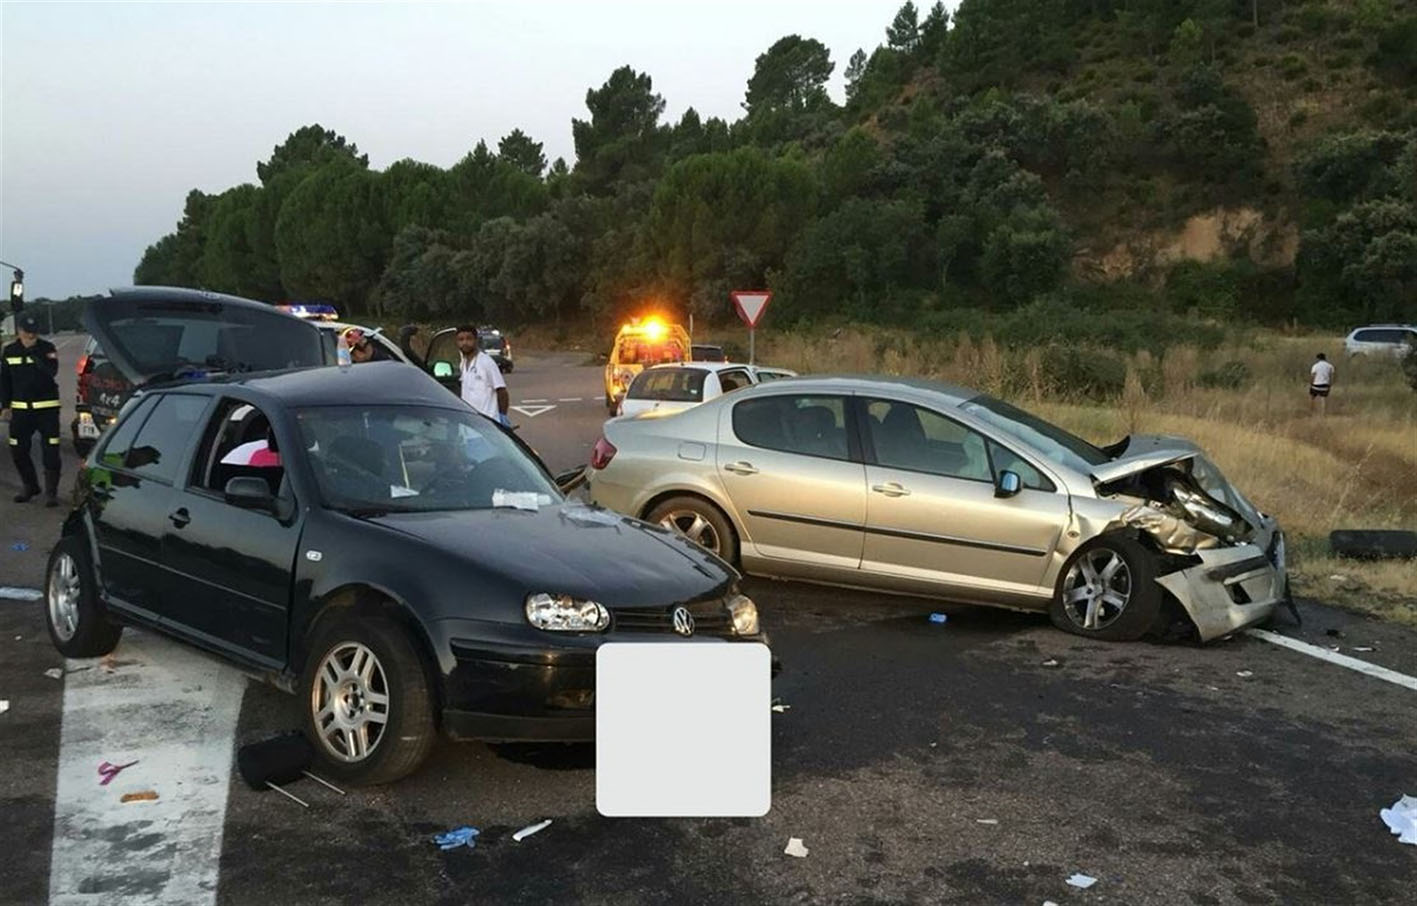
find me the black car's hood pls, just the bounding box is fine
[366,502,735,608]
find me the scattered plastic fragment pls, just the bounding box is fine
[1355,646,1375,652]
[121,790,159,803]
[771,702,790,713]
[1326,628,1345,639]
[1042,658,1060,667]
[784,837,809,858]
[976,819,999,825]
[100,654,117,674]
[512,819,552,842]
[1328,575,1347,582]
[0,700,9,715]
[928,613,949,624]
[1044,901,1060,906]
[44,668,62,680]
[98,760,139,786]
[1066,873,1098,889]
[1235,670,1253,678]
[434,826,480,851]
[1380,795,1417,845]
[9,542,29,552]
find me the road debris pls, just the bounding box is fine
[1354,646,1375,652]
[121,790,159,803]
[928,613,949,625]
[98,760,140,786]
[1326,628,1345,639]
[1042,658,1060,667]
[1066,873,1098,889]
[100,654,117,674]
[1236,670,1253,678]
[434,826,480,851]
[783,837,809,858]
[44,668,62,680]
[975,819,999,825]
[512,819,552,842]
[771,697,790,713]
[1380,795,1417,845]
[9,542,29,552]
[0,700,9,715]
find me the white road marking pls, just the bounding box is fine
[557,397,582,402]
[521,398,549,403]
[49,630,244,905]
[1245,628,1417,693]
[0,586,43,602]
[511,404,556,418]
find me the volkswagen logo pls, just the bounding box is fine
[671,606,695,637]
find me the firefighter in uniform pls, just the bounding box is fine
[1,314,63,506]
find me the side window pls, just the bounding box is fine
[718,370,752,393]
[124,394,209,483]
[733,396,849,460]
[1353,329,1377,342]
[426,330,460,377]
[986,439,1055,492]
[96,396,158,469]
[191,399,288,499]
[866,400,991,482]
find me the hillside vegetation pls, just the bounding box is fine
[125,0,1417,341]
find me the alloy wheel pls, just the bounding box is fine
[311,642,390,763]
[1061,548,1132,631]
[48,552,81,643]
[659,510,722,556]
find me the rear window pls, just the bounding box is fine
[101,301,325,375]
[627,368,707,402]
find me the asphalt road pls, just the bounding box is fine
[2,341,1415,905]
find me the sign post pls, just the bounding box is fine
[730,291,771,364]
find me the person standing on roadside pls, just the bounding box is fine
[454,325,510,426]
[1,314,64,505]
[1309,352,1334,416]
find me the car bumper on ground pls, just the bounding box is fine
[1155,540,1287,642]
[438,624,776,743]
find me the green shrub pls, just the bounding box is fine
[1327,53,1354,69]
[1278,24,1304,44]
[1372,17,1417,83]
[1334,32,1365,50]
[1280,54,1309,80]
[1402,342,1417,391]
[1198,359,1252,389]
[1040,345,1128,397]
[1133,67,1157,83]
[1237,23,1257,39]
[1302,77,1324,92]
[1297,2,1331,35]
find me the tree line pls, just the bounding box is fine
[133,0,1417,333]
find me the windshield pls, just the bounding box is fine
[628,367,707,402]
[959,394,1111,474]
[616,338,684,366]
[296,405,559,513]
[479,334,505,351]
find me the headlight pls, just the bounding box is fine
[525,593,610,632]
[728,594,759,636]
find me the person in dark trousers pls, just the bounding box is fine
[1,314,63,505]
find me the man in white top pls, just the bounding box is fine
[455,325,510,424]
[1309,352,1334,416]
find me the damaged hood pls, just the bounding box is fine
[1089,435,1202,485]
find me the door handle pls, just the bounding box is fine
[724,461,759,475]
[871,482,911,497]
[168,508,191,529]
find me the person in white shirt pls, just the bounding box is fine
[1309,352,1334,416]
[455,325,510,425]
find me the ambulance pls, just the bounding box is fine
[603,317,690,414]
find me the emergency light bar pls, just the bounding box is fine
[278,303,341,321]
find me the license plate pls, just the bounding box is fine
[78,419,100,439]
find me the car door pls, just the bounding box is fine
[424,328,462,396]
[160,397,305,667]
[715,393,867,573]
[858,398,1070,604]
[90,392,213,622]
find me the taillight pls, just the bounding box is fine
[75,354,90,375]
[590,436,617,470]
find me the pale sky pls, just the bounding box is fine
[1,0,923,300]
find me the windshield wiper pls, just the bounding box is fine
[333,505,400,519]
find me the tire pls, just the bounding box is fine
[645,495,739,565]
[606,394,618,415]
[45,537,123,658]
[1329,529,1417,561]
[1050,533,1162,642]
[299,614,437,785]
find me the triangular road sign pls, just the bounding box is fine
[511,404,556,418]
[731,291,772,328]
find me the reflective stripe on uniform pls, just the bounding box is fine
[48,437,61,445]
[4,357,23,365]
[30,400,61,409]
[6,438,16,445]
[10,401,28,409]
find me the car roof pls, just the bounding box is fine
[732,374,979,404]
[644,361,752,374]
[158,360,457,409]
[1350,324,1417,330]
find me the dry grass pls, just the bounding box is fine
[740,327,1417,623]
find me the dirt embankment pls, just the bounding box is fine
[1077,206,1300,280]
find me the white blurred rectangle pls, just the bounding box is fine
[596,642,770,817]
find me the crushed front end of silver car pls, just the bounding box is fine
[1096,439,1288,642]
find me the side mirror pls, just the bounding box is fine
[224,476,275,511]
[432,360,454,378]
[995,470,1022,499]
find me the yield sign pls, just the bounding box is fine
[731,291,772,328]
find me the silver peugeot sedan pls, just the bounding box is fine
[586,376,1288,643]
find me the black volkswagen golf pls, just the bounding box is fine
[46,288,766,784]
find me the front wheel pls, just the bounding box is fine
[300,614,437,785]
[1050,534,1162,642]
[45,537,123,657]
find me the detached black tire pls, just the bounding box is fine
[300,614,437,786]
[1330,530,1417,561]
[645,495,739,565]
[45,536,123,658]
[1050,533,1162,642]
